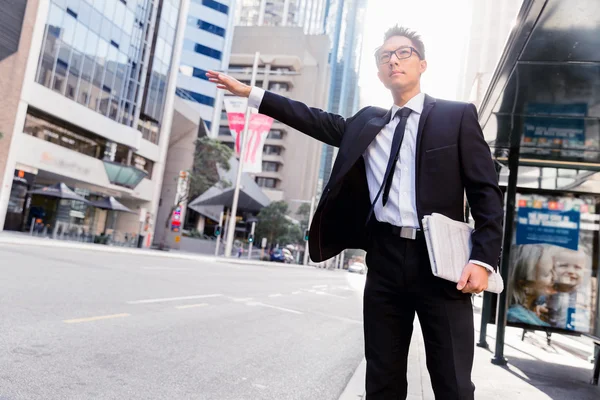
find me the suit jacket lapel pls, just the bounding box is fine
[332,108,392,188]
[415,94,436,165]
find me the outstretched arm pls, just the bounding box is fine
[207,71,346,147]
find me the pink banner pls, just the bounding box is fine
[223,97,274,173]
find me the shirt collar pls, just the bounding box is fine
[390,92,425,119]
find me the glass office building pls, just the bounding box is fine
[0,0,186,246]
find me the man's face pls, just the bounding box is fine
[376,35,427,92]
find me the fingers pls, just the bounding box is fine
[456,268,470,290]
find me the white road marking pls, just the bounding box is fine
[315,291,347,299]
[63,313,130,324]
[291,291,301,295]
[245,301,303,315]
[227,297,254,302]
[175,303,208,309]
[312,285,328,289]
[126,294,222,304]
[252,383,268,390]
[268,293,282,298]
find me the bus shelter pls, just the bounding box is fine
[476,0,600,384]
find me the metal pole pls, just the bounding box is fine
[477,292,492,349]
[248,221,256,259]
[224,52,260,257]
[478,162,503,349]
[303,195,316,266]
[492,148,519,366]
[215,210,224,256]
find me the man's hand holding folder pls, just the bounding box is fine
[422,213,504,294]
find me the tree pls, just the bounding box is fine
[160,136,232,246]
[296,202,311,228]
[255,201,298,246]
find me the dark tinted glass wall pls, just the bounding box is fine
[0,0,26,61]
[35,0,152,128]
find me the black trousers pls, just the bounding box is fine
[364,226,475,400]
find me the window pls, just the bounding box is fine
[190,19,225,37]
[262,162,280,172]
[200,0,229,14]
[177,88,215,107]
[268,130,284,139]
[194,43,222,60]
[255,177,278,188]
[263,145,282,155]
[269,82,290,91]
[183,40,222,60]
[219,126,231,136]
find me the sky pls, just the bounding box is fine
[358,0,474,108]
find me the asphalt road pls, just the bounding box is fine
[0,243,366,400]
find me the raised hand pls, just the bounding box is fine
[206,71,252,97]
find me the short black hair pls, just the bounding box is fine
[376,25,426,61]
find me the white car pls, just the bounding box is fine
[348,262,366,274]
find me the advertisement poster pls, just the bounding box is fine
[521,103,587,160]
[223,96,274,174]
[507,193,598,335]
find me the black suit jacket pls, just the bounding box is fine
[258,91,504,269]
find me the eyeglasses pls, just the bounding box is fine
[375,46,421,65]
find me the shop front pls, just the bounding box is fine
[2,121,156,246]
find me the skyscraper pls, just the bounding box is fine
[0,0,187,244]
[317,0,366,195]
[175,0,236,137]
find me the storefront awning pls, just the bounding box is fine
[188,156,270,213]
[103,161,147,189]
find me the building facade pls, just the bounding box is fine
[176,0,235,138]
[217,26,329,209]
[457,0,523,105]
[0,0,187,245]
[234,0,327,35]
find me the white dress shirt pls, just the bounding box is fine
[364,93,424,228]
[247,87,493,273]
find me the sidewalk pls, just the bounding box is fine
[0,232,312,270]
[340,296,599,400]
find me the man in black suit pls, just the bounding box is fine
[208,25,503,400]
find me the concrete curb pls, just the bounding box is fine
[0,235,315,270]
[338,359,366,400]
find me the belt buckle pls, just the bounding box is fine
[400,227,417,240]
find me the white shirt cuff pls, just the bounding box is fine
[248,87,265,109]
[470,260,495,274]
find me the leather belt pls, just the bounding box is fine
[374,221,423,240]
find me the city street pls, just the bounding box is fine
[0,243,366,400]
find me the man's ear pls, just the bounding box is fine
[420,59,428,75]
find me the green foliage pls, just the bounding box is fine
[188,136,233,199]
[255,201,303,247]
[295,202,311,228]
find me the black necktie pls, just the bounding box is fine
[365,107,413,225]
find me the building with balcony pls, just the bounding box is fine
[0,0,187,245]
[217,26,329,209]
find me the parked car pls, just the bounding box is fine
[270,248,294,263]
[348,262,366,274]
